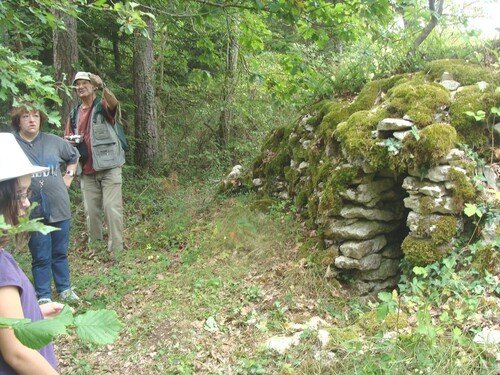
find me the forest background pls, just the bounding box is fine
[0,0,499,373]
[1,0,498,176]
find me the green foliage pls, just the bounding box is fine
[0,306,121,350]
[0,45,62,126]
[376,290,398,320]
[74,310,122,345]
[1,213,122,350]
[0,212,59,236]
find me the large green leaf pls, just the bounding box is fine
[75,310,122,345]
[0,214,59,235]
[0,317,31,327]
[14,319,67,349]
[54,305,75,326]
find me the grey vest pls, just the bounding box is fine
[73,99,125,171]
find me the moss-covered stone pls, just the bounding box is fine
[317,100,351,137]
[401,235,453,266]
[449,85,500,157]
[358,309,408,335]
[399,123,458,171]
[471,244,498,276]
[297,238,328,260]
[415,216,458,245]
[318,166,359,216]
[425,59,500,86]
[249,198,278,213]
[295,190,308,207]
[309,247,339,267]
[348,74,408,114]
[261,125,288,151]
[263,149,290,177]
[247,59,498,281]
[384,311,409,331]
[386,81,451,127]
[335,109,390,170]
[306,193,319,226]
[448,168,476,211]
[431,216,459,245]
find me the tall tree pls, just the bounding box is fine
[133,14,158,167]
[52,8,78,127]
[217,14,240,148]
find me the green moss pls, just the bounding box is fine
[415,216,458,245]
[358,309,408,334]
[358,310,381,335]
[326,326,362,348]
[297,238,324,259]
[304,100,336,129]
[471,244,498,276]
[315,161,333,187]
[249,198,277,213]
[431,216,459,245]
[401,235,453,266]
[387,81,451,127]
[334,109,390,171]
[295,191,308,207]
[317,100,351,136]
[318,166,358,215]
[450,85,500,157]
[306,193,319,225]
[261,125,287,151]
[448,168,476,211]
[424,59,500,85]
[400,123,457,171]
[309,247,339,267]
[348,75,408,114]
[384,311,409,330]
[419,196,437,216]
[263,149,290,177]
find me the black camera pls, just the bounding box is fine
[68,135,82,144]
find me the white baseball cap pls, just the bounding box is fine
[0,133,49,182]
[72,71,91,85]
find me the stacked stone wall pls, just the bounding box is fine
[220,65,499,295]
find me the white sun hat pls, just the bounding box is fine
[0,133,49,182]
[72,71,91,85]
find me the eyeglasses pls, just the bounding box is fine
[16,190,32,202]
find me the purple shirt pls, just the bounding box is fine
[0,249,57,373]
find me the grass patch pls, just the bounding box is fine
[10,168,499,374]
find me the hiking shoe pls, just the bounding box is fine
[59,288,80,303]
[38,298,52,305]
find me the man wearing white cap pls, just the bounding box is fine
[0,133,63,374]
[64,72,125,257]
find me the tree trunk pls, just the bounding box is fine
[133,14,158,167]
[217,15,240,148]
[52,8,78,129]
[112,30,122,75]
[409,0,444,56]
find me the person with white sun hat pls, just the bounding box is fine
[0,132,63,374]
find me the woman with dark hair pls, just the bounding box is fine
[11,105,80,304]
[0,132,62,374]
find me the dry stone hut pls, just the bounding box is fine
[221,60,500,295]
